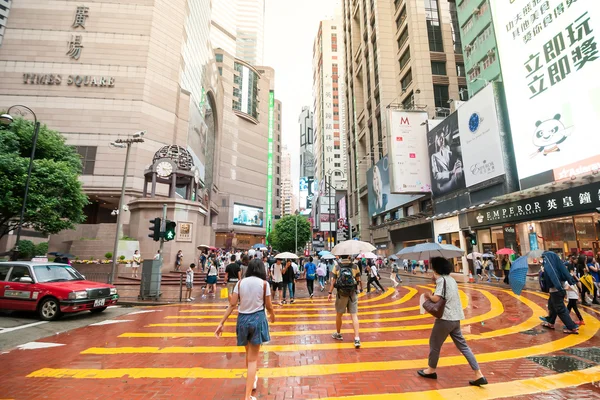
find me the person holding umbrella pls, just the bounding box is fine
[539,252,579,334]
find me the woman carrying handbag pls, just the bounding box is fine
[418,257,488,386]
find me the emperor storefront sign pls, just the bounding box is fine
[464,181,600,228]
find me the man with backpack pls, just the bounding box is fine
[328,255,363,348]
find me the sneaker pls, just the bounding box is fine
[201,295,206,299]
[320,287,324,292]
[190,297,195,301]
[282,300,287,304]
[331,332,343,341]
[290,299,295,304]
[186,298,192,302]
[354,338,361,348]
[310,294,314,299]
[541,322,555,329]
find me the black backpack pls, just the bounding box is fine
[335,266,358,296]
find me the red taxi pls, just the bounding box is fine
[0,261,118,321]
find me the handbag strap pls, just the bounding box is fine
[441,277,447,299]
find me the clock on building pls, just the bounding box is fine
[156,161,174,177]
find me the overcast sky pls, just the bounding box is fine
[264,0,339,196]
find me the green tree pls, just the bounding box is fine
[269,215,311,253]
[0,118,88,241]
[35,241,49,256]
[17,240,35,260]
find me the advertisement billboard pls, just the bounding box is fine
[338,196,347,222]
[427,112,465,198]
[265,91,275,235]
[457,84,506,187]
[233,203,264,227]
[490,1,600,188]
[388,110,431,193]
[367,155,422,217]
[299,176,316,211]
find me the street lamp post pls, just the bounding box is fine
[109,132,146,284]
[295,209,298,253]
[0,105,40,261]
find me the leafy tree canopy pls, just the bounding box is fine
[0,118,88,241]
[269,215,312,253]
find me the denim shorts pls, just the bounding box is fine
[236,310,270,346]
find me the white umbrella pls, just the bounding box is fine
[397,243,464,260]
[467,252,482,260]
[359,252,378,260]
[275,252,299,260]
[482,252,495,259]
[321,253,336,260]
[331,240,376,256]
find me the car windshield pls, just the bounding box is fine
[33,265,85,283]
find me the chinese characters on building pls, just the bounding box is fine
[67,6,89,60]
[525,11,598,98]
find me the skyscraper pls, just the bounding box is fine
[280,146,294,216]
[298,106,315,179]
[210,0,238,55]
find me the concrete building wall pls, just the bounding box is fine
[298,106,315,178]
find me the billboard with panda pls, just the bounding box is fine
[490,0,600,189]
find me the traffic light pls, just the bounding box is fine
[164,220,177,241]
[148,218,161,241]
[341,225,349,240]
[351,226,358,239]
[464,230,477,246]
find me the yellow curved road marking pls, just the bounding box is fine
[182,286,419,313]
[31,309,599,379]
[125,288,496,336]
[154,289,472,326]
[315,365,600,400]
[83,289,543,355]
[175,287,461,319]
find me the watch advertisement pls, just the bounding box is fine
[457,84,506,187]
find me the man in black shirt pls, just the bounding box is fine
[224,254,241,302]
[282,259,296,304]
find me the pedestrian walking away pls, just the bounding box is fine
[502,255,511,285]
[202,258,218,298]
[185,263,196,302]
[565,278,584,326]
[225,254,241,303]
[132,250,141,278]
[270,258,284,303]
[475,257,483,282]
[417,257,488,386]
[317,261,327,291]
[328,256,363,348]
[366,261,385,293]
[281,259,295,304]
[485,257,500,282]
[305,256,317,298]
[215,259,275,400]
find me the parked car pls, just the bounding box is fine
[0,262,118,321]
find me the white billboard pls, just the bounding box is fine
[457,84,506,187]
[490,1,600,188]
[388,110,431,193]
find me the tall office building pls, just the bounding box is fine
[211,0,265,65]
[280,146,293,216]
[0,0,11,47]
[312,17,349,242]
[341,0,465,241]
[456,0,500,97]
[236,0,265,65]
[210,0,238,55]
[299,106,315,179]
[213,51,281,248]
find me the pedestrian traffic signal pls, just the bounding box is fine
[341,225,349,240]
[164,220,177,241]
[148,218,161,241]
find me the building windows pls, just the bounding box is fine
[218,67,222,75]
[396,6,407,30]
[459,86,470,101]
[334,171,342,176]
[399,47,410,71]
[456,62,466,77]
[394,0,402,10]
[424,0,443,52]
[277,166,280,174]
[402,91,414,109]
[431,61,446,75]
[464,25,492,59]
[215,53,223,62]
[433,85,449,108]
[232,62,259,119]
[75,146,97,175]
[334,144,341,150]
[335,163,341,167]
[376,114,383,159]
[449,2,462,54]
[469,65,481,81]
[397,27,409,50]
[482,51,497,69]
[334,154,341,158]
[401,68,413,91]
